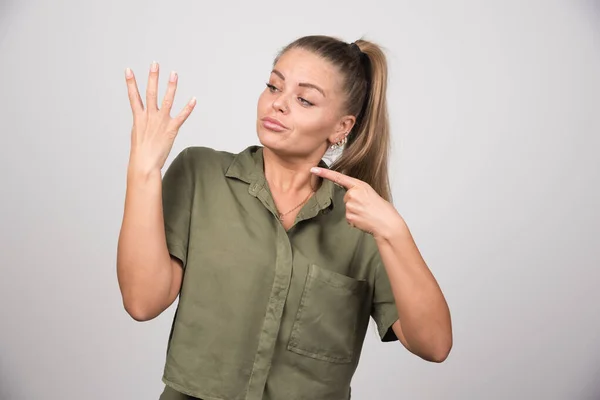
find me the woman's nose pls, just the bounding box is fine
[272,94,289,114]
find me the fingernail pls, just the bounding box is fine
[190,96,197,106]
[169,71,177,82]
[125,68,133,78]
[150,61,158,72]
[310,167,321,174]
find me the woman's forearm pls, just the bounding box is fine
[116,167,177,321]
[375,218,453,361]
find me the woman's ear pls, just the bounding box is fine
[327,115,356,144]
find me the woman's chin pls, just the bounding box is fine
[256,129,289,150]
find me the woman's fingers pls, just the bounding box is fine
[171,97,197,130]
[146,61,160,112]
[126,61,194,135]
[161,71,178,116]
[125,68,144,116]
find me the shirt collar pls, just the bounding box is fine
[225,145,335,212]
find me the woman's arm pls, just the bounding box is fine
[116,168,183,321]
[117,63,196,321]
[310,166,453,362]
[375,219,452,362]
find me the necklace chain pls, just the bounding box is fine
[277,184,316,221]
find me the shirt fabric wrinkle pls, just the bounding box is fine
[158,145,400,400]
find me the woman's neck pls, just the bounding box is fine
[262,147,321,194]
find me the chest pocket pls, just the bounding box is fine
[287,263,368,364]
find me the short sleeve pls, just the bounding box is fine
[162,147,194,268]
[371,252,400,342]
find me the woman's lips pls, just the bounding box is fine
[261,117,288,132]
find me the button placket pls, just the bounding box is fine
[245,225,293,399]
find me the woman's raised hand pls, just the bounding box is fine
[125,62,196,176]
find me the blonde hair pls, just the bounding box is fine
[276,35,392,202]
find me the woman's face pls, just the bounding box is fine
[256,48,355,160]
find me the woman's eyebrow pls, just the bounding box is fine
[271,69,326,97]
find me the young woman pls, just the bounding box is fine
[117,35,452,400]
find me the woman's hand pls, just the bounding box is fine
[125,62,196,177]
[310,167,405,240]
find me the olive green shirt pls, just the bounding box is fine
[160,145,399,400]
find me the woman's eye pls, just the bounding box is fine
[266,83,278,92]
[298,97,313,106]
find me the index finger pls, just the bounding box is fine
[310,167,358,189]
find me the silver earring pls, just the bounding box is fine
[330,135,348,150]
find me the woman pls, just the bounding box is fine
[117,35,452,400]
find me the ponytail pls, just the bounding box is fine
[332,39,392,203]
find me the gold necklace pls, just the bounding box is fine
[277,184,316,221]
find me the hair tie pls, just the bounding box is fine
[350,42,364,57]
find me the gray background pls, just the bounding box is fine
[1,0,599,399]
